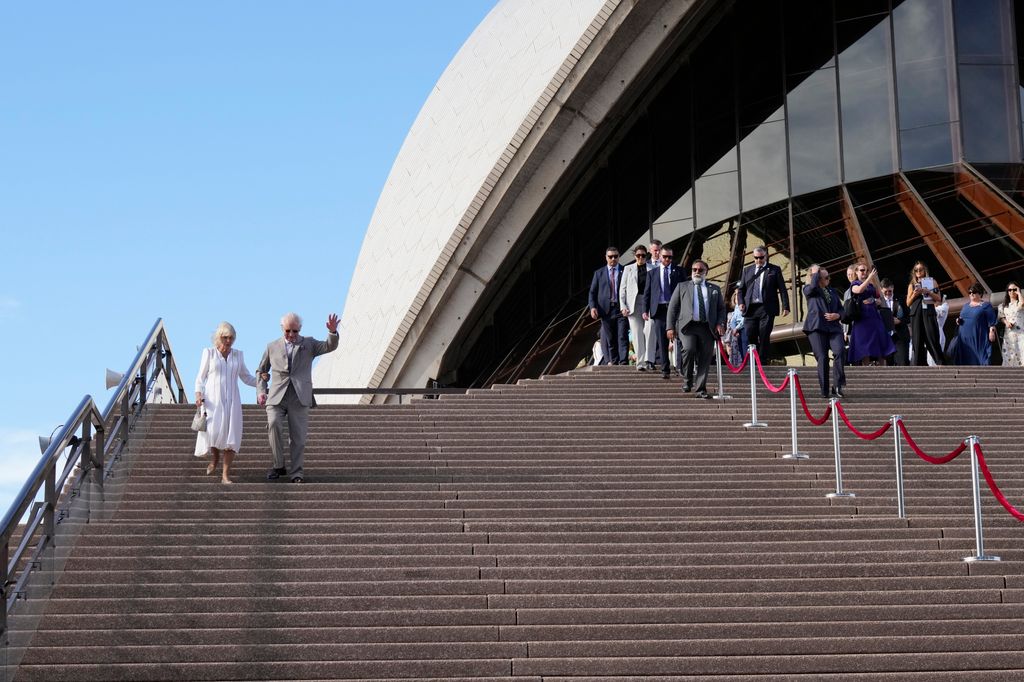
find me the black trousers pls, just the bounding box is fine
[744,304,775,361]
[807,329,846,395]
[911,308,943,365]
[891,333,910,366]
[599,304,630,365]
[679,322,714,392]
[650,304,670,373]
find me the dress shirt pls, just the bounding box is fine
[692,279,709,321]
[753,268,765,303]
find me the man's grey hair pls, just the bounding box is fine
[280,312,302,329]
[753,245,767,255]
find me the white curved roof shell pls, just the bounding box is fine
[316,0,610,393]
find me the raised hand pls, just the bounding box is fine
[326,313,340,333]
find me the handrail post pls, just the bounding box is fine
[712,341,732,400]
[782,369,808,459]
[963,435,1000,562]
[826,398,855,498]
[44,460,56,546]
[0,540,8,641]
[743,348,767,429]
[892,415,906,519]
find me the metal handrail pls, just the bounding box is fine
[0,319,185,639]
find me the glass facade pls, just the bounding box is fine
[447,0,1024,387]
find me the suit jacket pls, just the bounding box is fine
[879,295,911,341]
[619,261,654,315]
[738,261,790,316]
[667,279,726,334]
[641,264,687,316]
[802,272,843,334]
[257,332,339,407]
[588,264,625,317]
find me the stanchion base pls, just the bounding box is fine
[743,422,769,429]
[962,555,1001,563]
[782,452,809,460]
[713,394,733,400]
[826,492,856,498]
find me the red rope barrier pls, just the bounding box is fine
[792,375,831,425]
[716,339,748,373]
[753,350,789,393]
[835,402,892,440]
[974,443,1024,522]
[896,420,966,464]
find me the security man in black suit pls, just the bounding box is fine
[641,246,687,378]
[588,246,629,365]
[736,245,790,362]
[878,277,911,366]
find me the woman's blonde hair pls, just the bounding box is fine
[212,321,237,345]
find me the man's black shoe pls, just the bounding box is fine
[662,372,671,380]
[695,390,712,399]
[682,384,692,393]
[291,476,304,484]
[267,467,287,480]
[836,387,846,398]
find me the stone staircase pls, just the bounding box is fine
[9,365,1024,680]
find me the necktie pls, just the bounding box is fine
[609,268,617,303]
[697,282,707,322]
[286,343,293,372]
[662,267,670,302]
[754,267,764,300]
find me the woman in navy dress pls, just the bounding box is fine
[955,283,997,365]
[847,262,895,365]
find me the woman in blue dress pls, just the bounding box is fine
[847,262,895,365]
[954,283,997,365]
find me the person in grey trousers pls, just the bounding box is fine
[257,311,339,483]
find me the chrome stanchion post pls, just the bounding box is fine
[892,415,906,519]
[963,435,1000,563]
[782,369,808,459]
[826,398,854,498]
[713,341,732,401]
[743,348,767,429]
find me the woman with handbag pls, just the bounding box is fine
[999,281,1024,366]
[906,260,944,365]
[846,262,895,365]
[194,322,258,484]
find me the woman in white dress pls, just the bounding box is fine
[194,322,257,484]
[999,281,1024,366]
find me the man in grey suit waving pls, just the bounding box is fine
[666,260,726,398]
[257,312,339,483]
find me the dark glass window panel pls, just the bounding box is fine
[974,162,1024,204]
[894,0,955,130]
[954,0,1015,64]
[653,190,694,246]
[901,122,956,168]
[788,68,841,195]
[785,0,835,75]
[839,15,897,182]
[683,221,736,284]
[791,188,851,321]
[959,64,1019,161]
[692,14,737,177]
[836,0,889,22]
[792,188,852,278]
[846,175,953,291]
[740,116,788,210]
[696,168,740,228]
[906,168,1024,290]
[610,117,653,246]
[650,66,692,220]
[737,0,784,130]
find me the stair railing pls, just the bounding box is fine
[0,318,186,641]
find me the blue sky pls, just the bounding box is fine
[0,1,498,513]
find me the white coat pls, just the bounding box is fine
[194,347,257,457]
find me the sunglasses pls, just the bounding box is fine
[284,329,300,333]
[607,255,619,259]
[1009,288,1020,292]
[753,255,766,260]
